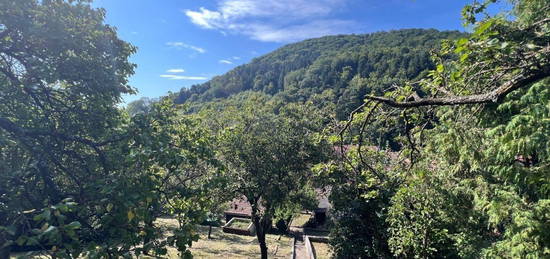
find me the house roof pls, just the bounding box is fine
[225,196,252,216]
[225,189,332,217]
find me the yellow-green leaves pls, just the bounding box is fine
[474,20,494,36]
[436,64,445,73]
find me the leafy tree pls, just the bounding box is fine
[126,97,157,116]
[0,0,136,256]
[215,98,328,259]
[0,1,219,257]
[386,171,485,258]
[125,99,221,257]
[314,145,398,258]
[333,0,550,258]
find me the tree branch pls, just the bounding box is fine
[366,66,550,108]
[0,116,110,170]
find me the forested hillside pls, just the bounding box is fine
[173,29,465,119]
[2,0,548,258]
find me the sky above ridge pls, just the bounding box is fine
[91,0,507,104]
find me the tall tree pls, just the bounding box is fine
[333,0,550,257]
[0,1,218,257]
[0,0,136,256]
[217,98,327,259]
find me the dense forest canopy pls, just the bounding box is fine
[1,0,549,258]
[171,29,466,120]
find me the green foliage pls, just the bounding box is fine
[173,29,465,120]
[316,146,398,258]
[0,1,221,257]
[126,97,158,116]
[202,94,329,258]
[2,0,547,258]
[124,99,220,255]
[387,173,486,259]
[482,80,550,197]
[327,0,550,258]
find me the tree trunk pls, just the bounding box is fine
[257,228,268,259]
[252,213,269,259]
[208,225,212,239]
[38,161,61,204]
[143,218,153,255]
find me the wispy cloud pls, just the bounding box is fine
[219,59,233,64]
[160,74,208,80]
[232,56,241,60]
[166,68,185,73]
[186,7,224,29]
[166,42,206,53]
[184,0,359,42]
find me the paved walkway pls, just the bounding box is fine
[294,233,308,259]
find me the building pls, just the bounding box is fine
[224,196,252,222]
[224,191,331,225]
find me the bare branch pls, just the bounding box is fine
[357,102,385,180]
[366,66,550,108]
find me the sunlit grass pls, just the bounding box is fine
[153,218,292,259]
[290,213,312,228]
[312,241,332,259]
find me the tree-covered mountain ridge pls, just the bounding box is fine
[172,29,466,119]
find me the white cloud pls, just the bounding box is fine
[186,7,224,29]
[166,68,185,73]
[184,0,358,42]
[232,56,241,60]
[160,75,208,80]
[249,20,355,42]
[166,42,206,53]
[219,59,233,64]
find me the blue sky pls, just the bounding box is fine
[91,0,503,103]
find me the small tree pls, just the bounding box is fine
[219,102,327,259]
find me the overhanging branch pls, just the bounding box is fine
[0,117,110,170]
[366,66,550,108]
[0,117,98,146]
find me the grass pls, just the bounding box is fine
[226,218,252,229]
[312,241,332,259]
[153,218,293,259]
[10,218,292,259]
[290,213,311,227]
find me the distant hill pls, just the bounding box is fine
[172,29,466,119]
